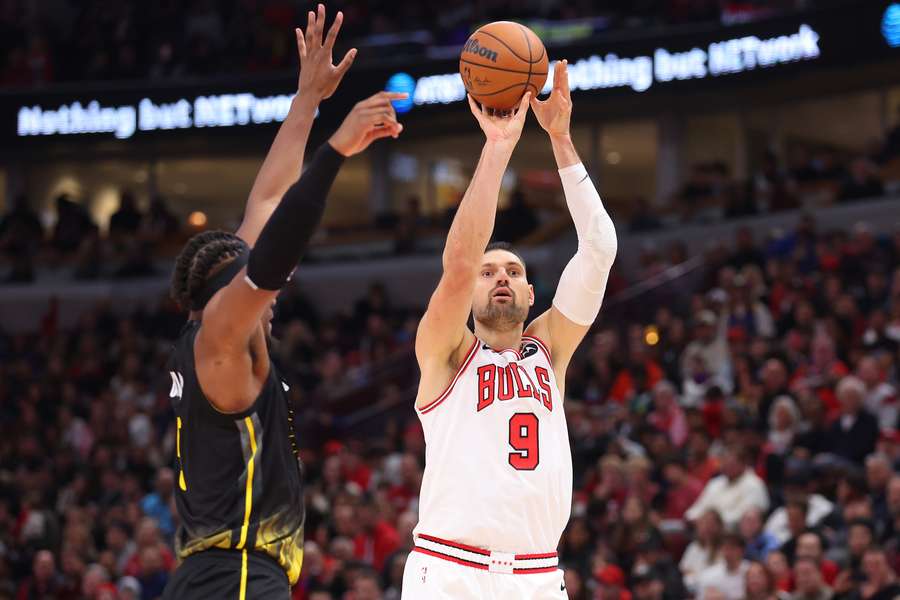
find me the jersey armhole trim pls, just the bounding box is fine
[522,335,552,365]
[418,337,480,415]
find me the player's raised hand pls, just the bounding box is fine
[531,59,571,138]
[329,91,407,156]
[468,92,531,148]
[296,4,356,101]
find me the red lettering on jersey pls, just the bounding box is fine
[535,367,553,411]
[509,363,535,399]
[477,365,496,411]
[497,365,515,401]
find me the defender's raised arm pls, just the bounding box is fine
[236,4,355,247]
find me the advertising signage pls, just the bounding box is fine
[396,23,823,111]
[2,1,898,146]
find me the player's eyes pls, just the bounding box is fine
[482,271,493,277]
[510,270,520,277]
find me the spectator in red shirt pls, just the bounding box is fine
[791,335,849,414]
[609,335,664,403]
[662,459,704,520]
[353,498,400,572]
[595,564,632,600]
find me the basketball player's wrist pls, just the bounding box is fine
[291,93,320,114]
[483,138,517,157]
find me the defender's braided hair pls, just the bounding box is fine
[171,230,249,310]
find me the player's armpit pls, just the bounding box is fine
[195,271,279,412]
[524,308,587,384]
[193,342,260,414]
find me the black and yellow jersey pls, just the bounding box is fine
[166,320,304,585]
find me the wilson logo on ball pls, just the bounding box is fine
[463,38,498,62]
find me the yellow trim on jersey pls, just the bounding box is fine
[236,416,258,550]
[239,549,248,600]
[176,417,187,491]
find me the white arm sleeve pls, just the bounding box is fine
[552,163,618,326]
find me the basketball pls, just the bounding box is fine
[459,21,549,111]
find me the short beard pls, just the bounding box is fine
[474,297,528,332]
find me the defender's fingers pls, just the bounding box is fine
[335,48,356,74]
[324,10,343,50]
[295,28,307,59]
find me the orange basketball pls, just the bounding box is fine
[459,21,549,111]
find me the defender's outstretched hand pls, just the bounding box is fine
[329,91,407,156]
[296,4,356,100]
[530,60,571,138]
[468,92,531,149]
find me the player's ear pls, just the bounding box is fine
[528,284,535,306]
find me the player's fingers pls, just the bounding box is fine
[513,92,531,120]
[379,92,409,101]
[324,10,343,50]
[358,91,395,108]
[361,108,399,125]
[551,61,561,91]
[295,28,307,59]
[315,3,325,45]
[304,11,316,48]
[467,94,485,122]
[560,59,571,99]
[335,48,356,74]
[364,93,402,109]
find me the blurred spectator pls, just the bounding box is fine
[662,457,705,520]
[741,507,780,563]
[696,533,749,600]
[685,444,770,529]
[857,356,899,432]
[51,194,97,254]
[853,547,900,599]
[140,469,176,540]
[795,532,839,587]
[351,567,383,600]
[792,556,832,600]
[16,550,62,599]
[647,380,688,448]
[681,509,726,592]
[109,191,143,240]
[744,560,786,600]
[595,564,629,600]
[764,472,834,547]
[826,376,880,464]
[681,310,731,407]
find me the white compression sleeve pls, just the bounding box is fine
[552,163,618,326]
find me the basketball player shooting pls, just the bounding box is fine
[162,6,405,599]
[402,60,617,599]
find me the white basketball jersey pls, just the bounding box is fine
[414,335,572,553]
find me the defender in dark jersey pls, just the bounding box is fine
[162,6,406,598]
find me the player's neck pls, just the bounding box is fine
[474,323,524,353]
